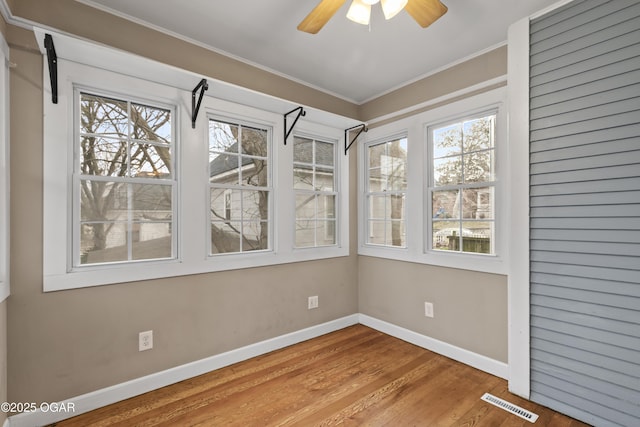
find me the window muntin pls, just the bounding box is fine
[75,91,176,266]
[429,113,496,255]
[365,137,408,247]
[208,119,271,254]
[293,136,337,248]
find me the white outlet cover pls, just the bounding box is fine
[424,302,434,318]
[139,330,153,351]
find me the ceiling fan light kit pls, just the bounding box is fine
[298,0,447,34]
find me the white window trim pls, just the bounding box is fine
[362,132,409,249]
[292,131,341,250]
[358,87,508,275]
[0,31,10,302]
[39,29,353,291]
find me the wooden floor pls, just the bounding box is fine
[51,325,590,426]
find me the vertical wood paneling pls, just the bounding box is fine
[529,1,640,426]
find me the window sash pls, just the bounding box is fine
[208,118,272,255]
[364,137,408,248]
[427,112,496,255]
[293,136,338,248]
[73,88,178,268]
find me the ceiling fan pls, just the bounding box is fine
[298,0,448,34]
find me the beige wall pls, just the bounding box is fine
[4,0,508,408]
[359,257,507,362]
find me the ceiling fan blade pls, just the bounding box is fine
[297,0,347,34]
[405,0,448,28]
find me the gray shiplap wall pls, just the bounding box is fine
[529,0,640,425]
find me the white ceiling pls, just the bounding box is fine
[77,0,560,104]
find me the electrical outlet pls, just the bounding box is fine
[308,295,319,310]
[139,330,153,351]
[424,302,434,318]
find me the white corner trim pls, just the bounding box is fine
[507,16,531,400]
[7,315,359,427]
[359,314,509,380]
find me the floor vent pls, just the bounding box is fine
[481,393,539,423]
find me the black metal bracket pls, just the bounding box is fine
[345,124,368,155]
[191,79,209,129]
[284,106,306,145]
[44,34,58,104]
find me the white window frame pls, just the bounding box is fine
[359,87,508,275]
[0,31,10,301]
[362,133,408,249]
[292,132,339,249]
[39,29,352,291]
[72,87,179,268]
[426,109,498,256]
[207,113,273,256]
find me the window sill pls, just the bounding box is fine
[358,244,507,275]
[44,247,350,292]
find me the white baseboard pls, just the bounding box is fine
[7,313,508,427]
[7,314,359,427]
[359,314,508,380]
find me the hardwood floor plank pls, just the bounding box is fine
[51,325,590,427]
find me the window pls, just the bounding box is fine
[293,136,337,248]
[428,113,496,255]
[208,118,271,254]
[358,87,506,274]
[365,137,408,247]
[0,32,9,301]
[41,29,352,290]
[75,91,177,266]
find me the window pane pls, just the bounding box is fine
[462,187,493,220]
[209,121,238,153]
[131,184,172,220]
[131,222,172,260]
[318,220,336,245]
[369,195,387,220]
[80,222,127,264]
[242,126,268,157]
[315,166,334,191]
[130,143,172,178]
[368,167,383,192]
[293,137,312,163]
[464,151,493,183]
[80,137,127,177]
[318,195,335,219]
[433,123,462,158]
[131,103,172,143]
[434,156,462,186]
[243,221,268,251]
[80,93,128,136]
[432,190,459,220]
[296,193,316,220]
[368,221,387,245]
[432,220,461,251]
[316,141,334,166]
[209,153,239,185]
[295,220,315,247]
[243,190,268,221]
[211,189,241,221]
[294,166,314,190]
[242,158,268,187]
[461,221,493,254]
[80,180,126,221]
[463,116,493,152]
[211,221,241,254]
